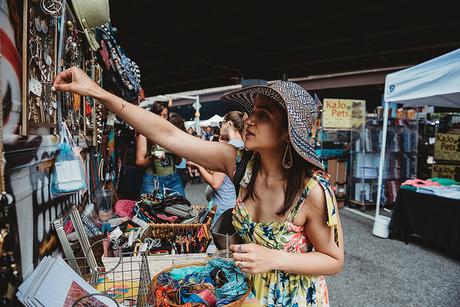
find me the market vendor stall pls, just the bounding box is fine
[375,48,460,237]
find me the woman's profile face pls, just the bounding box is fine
[244,95,287,152]
[159,108,169,119]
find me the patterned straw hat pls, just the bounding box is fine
[221,81,324,169]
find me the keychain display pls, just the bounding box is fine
[22,0,60,134]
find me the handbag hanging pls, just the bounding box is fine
[50,122,87,197]
[116,145,142,200]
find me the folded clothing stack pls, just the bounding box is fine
[135,194,207,224]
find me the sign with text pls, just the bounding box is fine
[431,164,459,179]
[322,99,366,129]
[434,133,460,161]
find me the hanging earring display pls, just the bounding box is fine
[83,57,102,144]
[22,0,59,135]
[40,0,63,17]
[56,2,84,135]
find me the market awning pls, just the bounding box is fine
[384,48,460,108]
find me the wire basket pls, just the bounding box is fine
[65,239,155,307]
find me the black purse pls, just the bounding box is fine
[116,148,142,199]
[210,150,253,250]
[210,208,243,250]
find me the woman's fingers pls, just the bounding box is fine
[230,244,247,253]
[53,69,75,92]
[52,82,72,92]
[53,68,74,87]
[232,252,253,262]
[53,66,100,97]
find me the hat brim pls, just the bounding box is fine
[221,85,324,170]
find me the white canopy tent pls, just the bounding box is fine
[184,114,224,130]
[374,48,460,236]
[201,114,224,127]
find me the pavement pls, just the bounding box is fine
[185,182,460,307]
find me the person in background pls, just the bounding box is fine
[188,111,244,224]
[54,67,344,306]
[169,112,189,188]
[187,126,195,134]
[135,102,185,196]
[211,126,221,142]
[202,125,214,141]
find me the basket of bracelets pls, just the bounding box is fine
[152,258,251,307]
[135,191,216,255]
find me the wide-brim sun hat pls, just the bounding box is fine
[221,81,324,170]
[70,0,110,51]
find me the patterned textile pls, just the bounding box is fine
[232,157,338,306]
[96,23,143,103]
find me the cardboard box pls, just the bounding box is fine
[327,159,347,184]
[327,159,338,185]
[337,160,347,184]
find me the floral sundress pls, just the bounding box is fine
[232,157,339,307]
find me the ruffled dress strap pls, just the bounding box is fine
[310,170,340,246]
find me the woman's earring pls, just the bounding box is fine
[282,143,293,169]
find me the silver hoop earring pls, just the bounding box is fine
[282,143,293,169]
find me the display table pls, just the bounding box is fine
[389,189,460,256]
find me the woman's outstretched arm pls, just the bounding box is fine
[53,67,237,176]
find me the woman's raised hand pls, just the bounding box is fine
[53,66,104,98]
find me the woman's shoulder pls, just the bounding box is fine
[305,182,327,212]
[302,170,332,212]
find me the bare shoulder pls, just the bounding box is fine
[292,180,326,225]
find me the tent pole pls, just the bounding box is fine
[194,96,201,136]
[374,99,390,221]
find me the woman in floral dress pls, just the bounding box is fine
[53,67,344,306]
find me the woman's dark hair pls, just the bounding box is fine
[150,101,168,117]
[169,112,186,132]
[242,101,315,215]
[224,111,244,134]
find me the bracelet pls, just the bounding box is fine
[116,102,127,116]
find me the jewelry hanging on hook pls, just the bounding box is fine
[40,0,63,17]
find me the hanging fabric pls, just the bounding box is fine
[95,23,143,103]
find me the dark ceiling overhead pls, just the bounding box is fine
[109,0,460,96]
